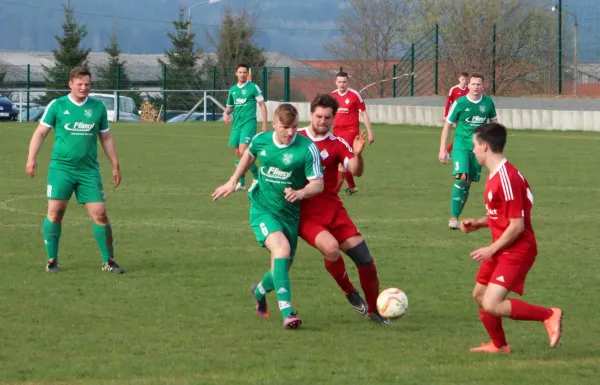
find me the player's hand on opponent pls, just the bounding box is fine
[438,149,447,164]
[470,245,495,263]
[284,187,305,202]
[460,219,480,233]
[112,167,121,188]
[353,130,367,156]
[26,158,37,177]
[212,180,237,201]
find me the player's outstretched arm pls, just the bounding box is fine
[99,131,121,188]
[284,178,324,203]
[26,123,52,177]
[258,101,268,132]
[212,148,256,201]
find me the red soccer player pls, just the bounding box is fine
[331,71,374,195]
[298,93,388,325]
[461,122,563,353]
[443,72,469,161]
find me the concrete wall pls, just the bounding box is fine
[258,100,600,131]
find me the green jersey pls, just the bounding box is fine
[226,81,264,130]
[447,95,497,151]
[248,132,323,221]
[41,95,110,172]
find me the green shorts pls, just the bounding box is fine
[249,204,298,259]
[451,149,482,182]
[46,168,105,204]
[228,122,257,148]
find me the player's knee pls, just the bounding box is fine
[89,208,108,225]
[481,297,502,316]
[472,289,484,308]
[321,243,341,261]
[455,173,468,181]
[344,240,373,266]
[47,208,65,224]
[234,148,241,158]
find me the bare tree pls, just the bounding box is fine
[413,0,558,95]
[324,0,413,98]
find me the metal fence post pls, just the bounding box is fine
[410,43,415,96]
[115,65,121,121]
[434,23,439,95]
[212,65,216,118]
[162,64,167,122]
[283,67,290,102]
[26,64,31,121]
[262,66,268,101]
[492,24,497,94]
[557,0,563,95]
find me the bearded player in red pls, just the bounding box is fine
[461,122,563,353]
[331,71,374,195]
[298,93,388,325]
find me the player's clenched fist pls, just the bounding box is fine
[460,219,480,233]
[26,158,37,177]
[284,187,305,202]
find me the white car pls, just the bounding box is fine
[89,93,140,122]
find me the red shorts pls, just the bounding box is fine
[299,202,361,247]
[333,126,358,145]
[476,252,536,296]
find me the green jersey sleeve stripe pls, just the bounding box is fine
[446,100,458,124]
[40,99,57,127]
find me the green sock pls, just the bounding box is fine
[235,158,246,186]
[461,183,471,212]
[43,217,61,261]
[273,258,293,319]
[249,163,258,180]
[451,180,469,218]
[254,270,275,300]
[93,223,114,263]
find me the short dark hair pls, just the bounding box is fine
[470,72,484,83]
[310,93,339,115]
[474,123,507,153]
[236,64,249,71]
[336,71,348,79]
[459,71,469,78]
[70,67,91,80]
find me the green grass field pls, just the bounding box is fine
[0,122,599,384]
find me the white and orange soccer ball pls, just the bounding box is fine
[376,288,408,319]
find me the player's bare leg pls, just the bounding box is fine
[340,236,389,325]
[85,202,123,274]
[470,283,510,353]
[314,231,366,314]
[263,231,301,329]
[44,199,68,272]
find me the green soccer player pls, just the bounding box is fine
[223,64,268,192]
[212,104,324,329]
[26,67,123,273]
[439,73,498,230]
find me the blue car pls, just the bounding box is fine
[0,94,18,121]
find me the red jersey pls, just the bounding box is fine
[444,85,469,117]
[484,159,537,257]
[298,127,354,202]
[331,88,366,130]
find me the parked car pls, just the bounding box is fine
[0,93,19,121]
[89,93,141,122]
[167,112,223,123]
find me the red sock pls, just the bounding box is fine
[357,261,379,313]
[335,171,345,193]
[509,298,553,321]
[445,141,454,153]
[344,172,356,189]
[324,257,355,295]
[479,310,508,348]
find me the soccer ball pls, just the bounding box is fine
[376,288,408,319]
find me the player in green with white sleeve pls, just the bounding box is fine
[439,73,498,230]
[213,104,324,329]
[223,64,268,192]
[26,67,124,274]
